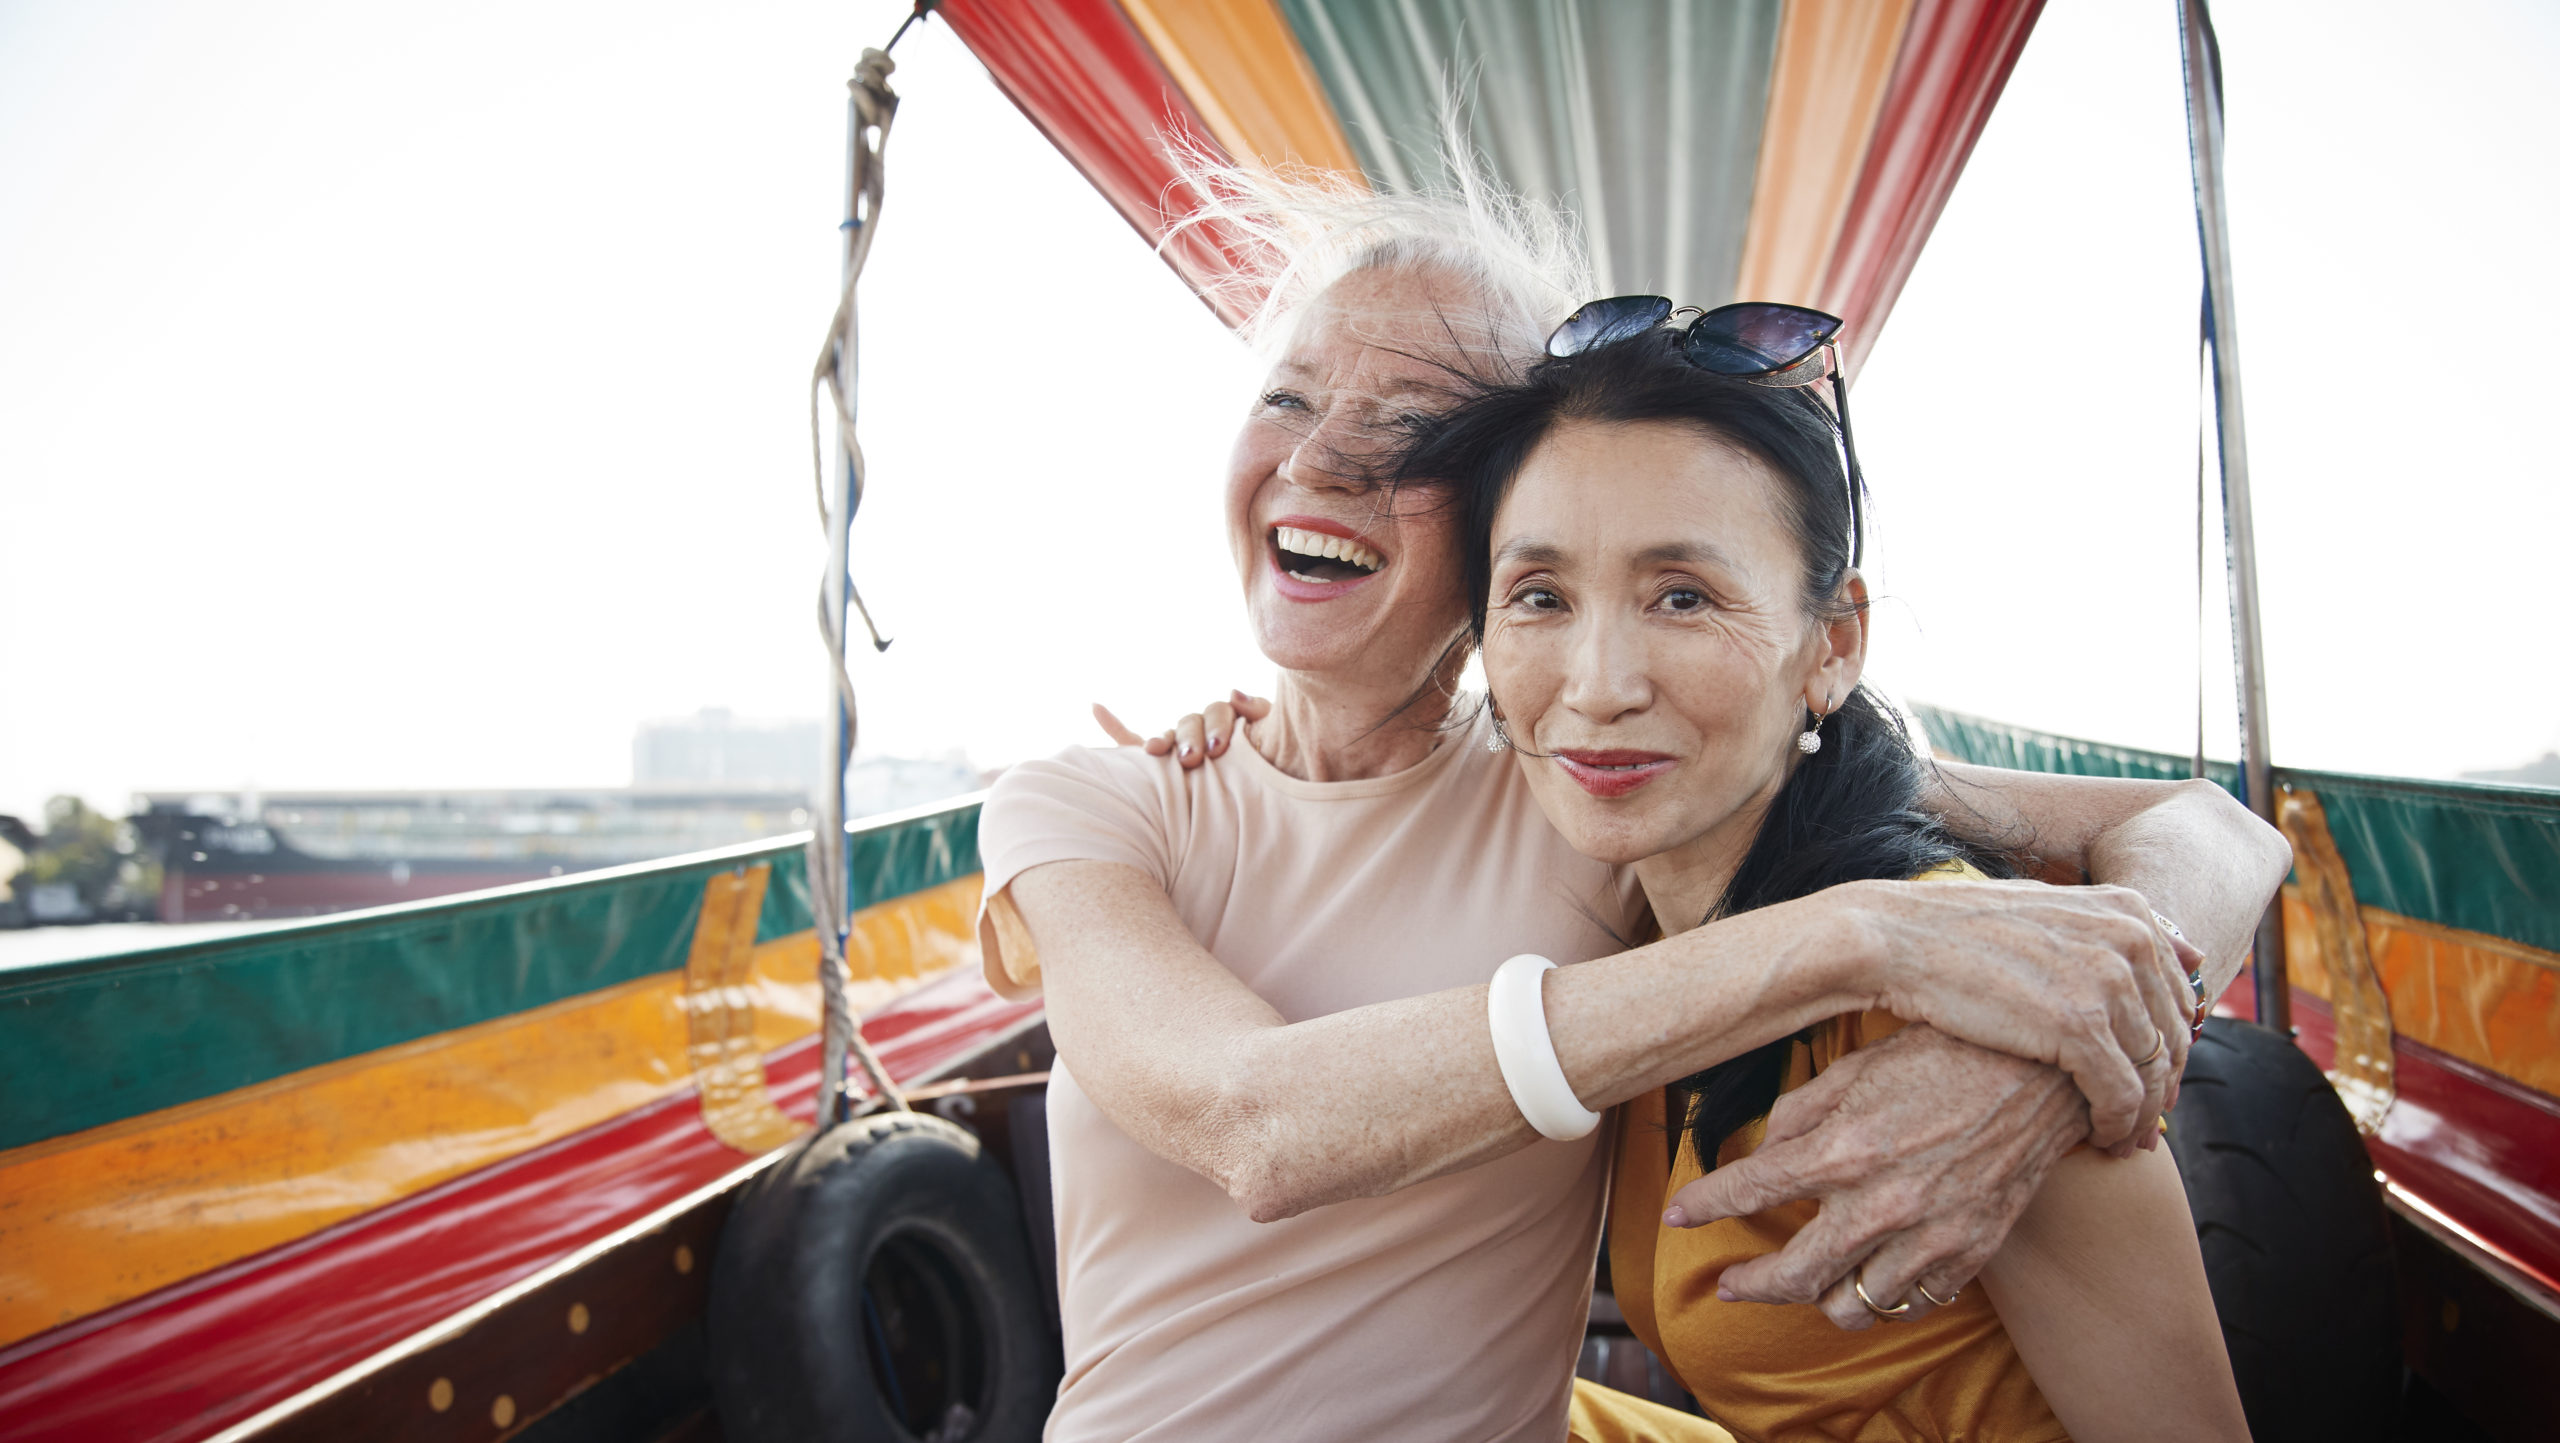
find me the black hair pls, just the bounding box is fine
[1399,331,2015,1172]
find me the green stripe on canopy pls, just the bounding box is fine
[1277,0,1782,306]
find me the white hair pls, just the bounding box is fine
[1164,130,1593,361]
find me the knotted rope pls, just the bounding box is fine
[808,46,907,1120]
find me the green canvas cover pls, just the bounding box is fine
[0,799,980,1153]
[1914,705,2560,956]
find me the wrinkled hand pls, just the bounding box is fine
[1831,878,2200,1147]
[1662,1025,2087,1331]
[1093,692,1271,768]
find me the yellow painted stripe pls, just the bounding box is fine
[689,865,808,1153]
[2276,789,2394,1128]
[1733,0,1919,308]
[2284,890,2560,1098]
[1116,0,1366,180]
[0,875,983,1348]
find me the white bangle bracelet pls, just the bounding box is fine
[1486,954,1602,1141]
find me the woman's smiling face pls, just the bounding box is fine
[1480,417,1863,875]
[1225,265,1514,687]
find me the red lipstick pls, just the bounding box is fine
[1551,749,1676,799]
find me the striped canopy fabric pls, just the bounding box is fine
[933,0,2045,372]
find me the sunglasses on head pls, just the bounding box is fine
[1545,296,1866,568]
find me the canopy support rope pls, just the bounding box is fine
[809,44,908,1123]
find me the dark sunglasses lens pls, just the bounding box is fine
[1546,295,1674,357]
[1683,303,1842,375]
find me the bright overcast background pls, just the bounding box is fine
[3,0,2554,822]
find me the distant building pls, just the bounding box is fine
[134,787,817,921]
[2462,753,2560,789]
[0,818,28,927]
[634,709,823,790]
[632,707,979,817]
[841,755,986,819]
[127,711,982,923]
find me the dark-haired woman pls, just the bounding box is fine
[976,154,2297,1441]
[1417,329,2252,1441]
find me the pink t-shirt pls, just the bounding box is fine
[978,707,1639,1442]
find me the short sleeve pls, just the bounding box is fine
[973,748,1175,998]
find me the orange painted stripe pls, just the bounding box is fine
[2283,889,2560,1099]
[1115,0,1366,179]
[1733,0,1921,307]
[0,875,982,1348]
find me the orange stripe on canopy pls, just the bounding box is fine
[941,0,2042,358]
[1736,0,1920,309]
[1116,0,1365,180]
[1820,0,2046,374]
[935,0,1260,324]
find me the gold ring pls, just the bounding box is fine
[2133,1027,2168,1067]
[1915,1279,1960,1308]
[1853,1270,1913,1320]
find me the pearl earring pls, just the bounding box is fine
[1798,695,1833,755]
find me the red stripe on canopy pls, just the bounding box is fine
[934,0,1258,326]
[1822,0,2046,375]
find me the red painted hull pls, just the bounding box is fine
[2283,992,2560,1297]
[0,970,1041,1443]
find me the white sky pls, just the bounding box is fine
[2,0,2553,822]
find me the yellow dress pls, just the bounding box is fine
[1607,864,2070,1443]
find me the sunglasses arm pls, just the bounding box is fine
[1825,343,1867,570]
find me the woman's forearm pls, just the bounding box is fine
[1019,860,1860,1221]
[1926,766,2290,997]
[1016,860,2183,1219]
[2080,782,2287,998]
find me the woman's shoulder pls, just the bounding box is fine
[988,742,1167,802]
[979,744,1198,882]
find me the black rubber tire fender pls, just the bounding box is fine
[2167,1016,2399,1443]
[708,1111,1057,1443]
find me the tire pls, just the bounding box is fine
[709,1111,1058,1443]
[2168,1017,2399,1443]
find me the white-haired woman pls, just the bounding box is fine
[976,166,2288,1442]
